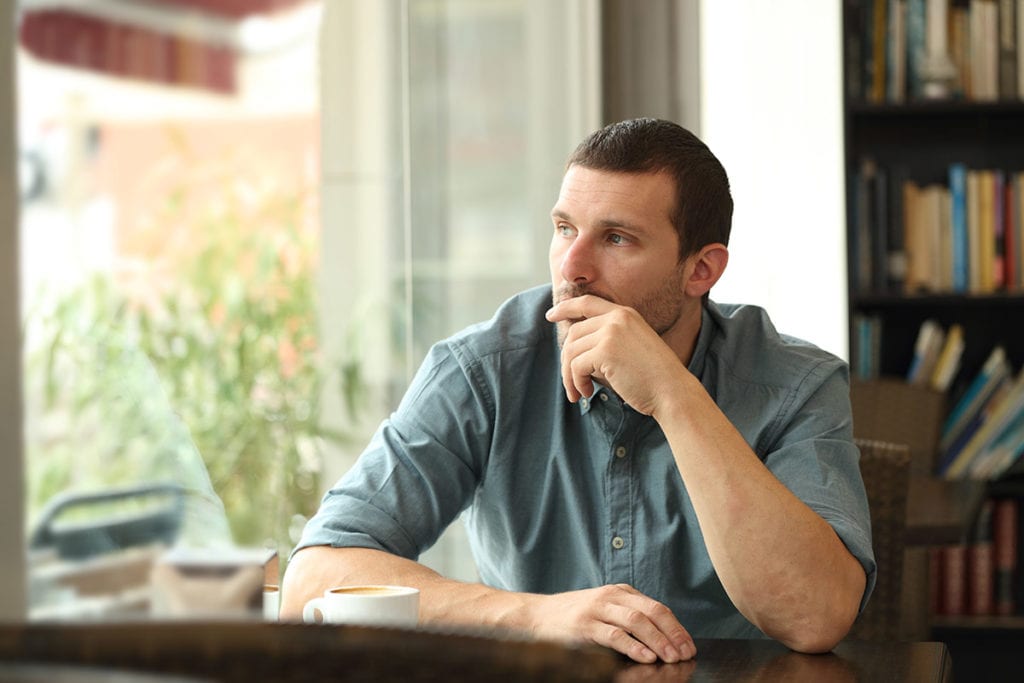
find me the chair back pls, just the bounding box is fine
[848,438,911,641]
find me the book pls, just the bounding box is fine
[886,164,910,290]
[888,0,908,101]
[945,366,1024,479]
[951,4,971,97]
[999,0,1019,99]
[873,165,890,291]
[845,0,867,100]
[1017,174,1024,288]
[872,0,889,102]
[967,500,995,615]
[968,170,983,292]
[853,313,883,380]
[903,181,944,291]
[856,158,879,293]
[1006,172,1018,289]
[906,0,926,98]
[974,407,1024,479]
[993,498,1018,616]
[994,170,1006,290]
[949,163,969,292]
[907,319,945,385]
[1019,0,1024,98]
[931,324,965,391]
[937,543,968,616]
[939,345,1012,453]
[979,170,997,292]
[937,185,953,291]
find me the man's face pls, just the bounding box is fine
[548,166,693,345]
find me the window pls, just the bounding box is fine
[19,0,327,619]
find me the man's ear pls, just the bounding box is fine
[684,244,729,298]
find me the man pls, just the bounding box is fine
[282,118,873,663]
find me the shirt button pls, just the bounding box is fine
[615,445,627,458]
[612,536,625,549]
[580,397,589,409]
[599,393,609,402]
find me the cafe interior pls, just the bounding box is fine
[1,0,1016,680]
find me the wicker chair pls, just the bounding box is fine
[848,438,911,641]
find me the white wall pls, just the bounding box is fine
[700,0,848,359]
[1,0,26,620]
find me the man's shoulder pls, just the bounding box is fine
[706,300,846,385]
[445,284,552,363]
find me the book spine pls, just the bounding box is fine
[994,498,1018,615]
[950,163,969,292]
[940,544,968,616]
[1000,0,1019,98]
[995,170,1006,289]
[968,501,995,615]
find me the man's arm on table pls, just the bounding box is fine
[548,296,867,653]
[281,545,696,664]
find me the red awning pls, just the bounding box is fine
[18,0,312,95]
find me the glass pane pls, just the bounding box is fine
[19,0,326,620]
[318,0,597,581]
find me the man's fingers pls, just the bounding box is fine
[545,294,617,323]
[601,603,684,664]
[597,622,658,664]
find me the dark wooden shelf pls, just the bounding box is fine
[931,615,1024,631]
[848,99,1024,117]
[851,291,1024,308]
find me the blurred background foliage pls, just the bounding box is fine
[24,136,363,559]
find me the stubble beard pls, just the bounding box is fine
[552,265,688,348]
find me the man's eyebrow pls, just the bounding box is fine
[550,209,646,232]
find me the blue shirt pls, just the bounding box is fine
[296,285,875,639]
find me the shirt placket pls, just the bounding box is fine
[606,408,635,586]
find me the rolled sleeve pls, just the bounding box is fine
[293,340,492,560]
[763,363,877,612]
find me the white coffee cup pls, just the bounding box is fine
[302,585,419,627]
[263,584,280,621]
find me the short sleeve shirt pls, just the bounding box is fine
[296,285,875,639]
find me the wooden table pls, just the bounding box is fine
[615,638,952,682]
[0,621,952,682]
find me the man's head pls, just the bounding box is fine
[565,118,732,261]
[548,119,731,356]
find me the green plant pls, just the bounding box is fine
[25,144,362,558]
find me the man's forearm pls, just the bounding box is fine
[654,375,865,652]
[279,545,697,664]
[280,546,530,629]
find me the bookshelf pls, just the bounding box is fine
[843,1,1024,677]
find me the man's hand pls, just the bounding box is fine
[529,584,696,664]
[545,295,688,415]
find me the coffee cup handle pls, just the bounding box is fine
[303,597,326,624]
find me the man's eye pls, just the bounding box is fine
[557,224,575,237]
[608,233,626,245]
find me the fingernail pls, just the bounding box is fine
[544,307,555,320]
[679,641,695,659]
[663,645,681,663]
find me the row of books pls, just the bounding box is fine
[845,0,1024,103]
[932,496,1020,617]
[852,316,1024,480]
[852,160,1024,295]
[937,342,1024,480]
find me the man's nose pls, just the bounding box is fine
[559,234,596,283]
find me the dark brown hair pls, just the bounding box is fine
[566,118,733,260]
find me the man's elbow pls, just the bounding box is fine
[776,598,861,654]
